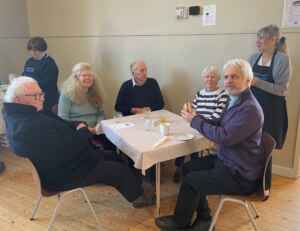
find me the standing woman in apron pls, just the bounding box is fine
[249,25,291,192]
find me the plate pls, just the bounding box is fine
[174,133,194,141]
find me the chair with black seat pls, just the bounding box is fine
[208,132,276,231]
[26,158,100,231]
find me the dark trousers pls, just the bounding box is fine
[92,134,116,151]
[121,153,156,184]
[174,156,258,227]
[175,152,199,168]
[74,151,143,202]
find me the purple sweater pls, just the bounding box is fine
[191,88,264,181]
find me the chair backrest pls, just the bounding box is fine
[25,158,43,196]
[25,158,67,196]
[261,132,276,198]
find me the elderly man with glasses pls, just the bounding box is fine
[2,76,155,208]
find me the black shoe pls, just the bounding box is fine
[188,219,212,231]
[173,168,181,183]
[0,161,5,174]
[155,215,189,230]
[197,211,212,221]
[132,194,155,208]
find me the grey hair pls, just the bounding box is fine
[257,24,280,39]
[201,65,220,80]
[257,24,288,54]
[4,76,37,103]
[130,60,145,75]
[223,59,253,85]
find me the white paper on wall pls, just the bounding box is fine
[282,0,300,27]
[202,5,216,26]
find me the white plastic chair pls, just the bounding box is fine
[26,159,101,231]
[208,132,276,231]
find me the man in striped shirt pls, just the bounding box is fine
[174,65,229,182]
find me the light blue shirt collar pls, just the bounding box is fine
[228,95,240,109]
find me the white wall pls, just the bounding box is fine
[26,0,300,176]
[0,0,29,83]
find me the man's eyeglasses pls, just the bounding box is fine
[24,92,45,100]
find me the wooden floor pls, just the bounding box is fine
[0,148,300,231]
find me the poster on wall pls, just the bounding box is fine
[202,5,216,26]
[282,0,300,27]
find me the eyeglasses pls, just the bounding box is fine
[24,92,45,100]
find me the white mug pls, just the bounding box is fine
[144,118,152,131]
[160,122,170,136]
[8,73,18,83]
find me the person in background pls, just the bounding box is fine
[115,60,164,116]
[22,37,59,113]
[174,65,229,183]
[155,59,264,231]
[249,24,290,149]
[249,25,290,192]
[3,77,155,208]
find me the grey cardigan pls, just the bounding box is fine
[249,51,291,96]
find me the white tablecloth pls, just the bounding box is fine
[101,110,212,171]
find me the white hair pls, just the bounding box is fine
[4,76,37,103]
[201,65,220,80]
[130,60,146,75]
[223,59,253,84]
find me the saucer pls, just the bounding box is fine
[174,133,194,141]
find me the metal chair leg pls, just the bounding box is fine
[248,201,259,219]
[208,197,225,231]
[30,195,42,220]
[79,188,101,230]
[244,202,259,231]
[32,189,100,231]
[47,194,64,231]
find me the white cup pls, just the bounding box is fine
[113,112,123,118]
[144,118,152,131]
[160,122,170,136]
[8,73,18,83]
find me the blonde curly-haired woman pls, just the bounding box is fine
[58,62,114,150]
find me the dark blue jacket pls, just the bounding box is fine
[3,103,100,191]
[23,55,59,110]
[191,88,265,180]
[115,78,164,116]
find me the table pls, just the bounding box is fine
[101,110,212,216]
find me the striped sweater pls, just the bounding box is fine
[192,88,229,121]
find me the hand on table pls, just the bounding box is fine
[131,107,151,114]
[181,109,196,123]
[182,102,193,113]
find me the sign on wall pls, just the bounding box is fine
[282,0,300,27]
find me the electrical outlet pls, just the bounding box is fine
[176,6,188,19]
